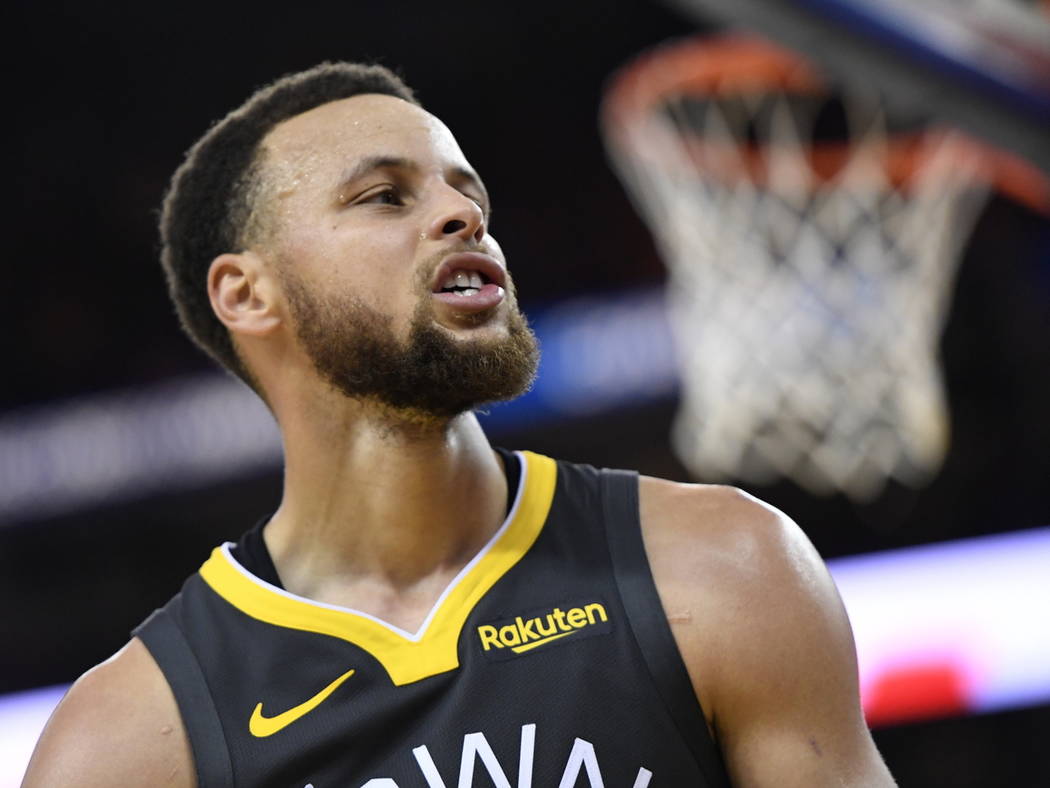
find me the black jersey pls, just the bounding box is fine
[134,451,731,788]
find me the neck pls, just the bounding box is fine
[263,392,508,626]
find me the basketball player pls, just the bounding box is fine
[23,64,895,787]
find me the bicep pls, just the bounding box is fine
[712,580,890,787]
[707,514,894,787]
[22,638,195,788]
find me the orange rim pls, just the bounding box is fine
[601,35,1050,211]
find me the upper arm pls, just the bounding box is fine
[22,637,195,788]
[639,478,895,788]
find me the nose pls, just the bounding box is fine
[425,185,486,244]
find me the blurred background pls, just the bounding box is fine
[5,0,1049,784]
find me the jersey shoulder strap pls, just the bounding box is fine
[600,467,732,788]
[134,605,234,788]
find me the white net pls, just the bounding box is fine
[603,37,992,500]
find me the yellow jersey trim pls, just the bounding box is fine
[198,451,557,686]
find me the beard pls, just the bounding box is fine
[280,269,539,423]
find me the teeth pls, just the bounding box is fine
[438,269,488,294]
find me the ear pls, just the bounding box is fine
[207,251,282,337]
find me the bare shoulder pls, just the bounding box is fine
[22,637,195,788]
[637,476,894,787]
[635,477,832,679]
[637,476,819,618]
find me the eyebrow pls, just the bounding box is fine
[338,154,491,211]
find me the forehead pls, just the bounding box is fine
[262,93,471,179]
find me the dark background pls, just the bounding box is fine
[7,1,1050,784]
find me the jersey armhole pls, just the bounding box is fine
[134,608,235,788]
[600,468,731,788]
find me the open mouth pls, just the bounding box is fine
[437,269,491,297]
[428,252,509,314]
[430,251,508,296]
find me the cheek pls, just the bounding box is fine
[483,233,503,256]
[276,213,424,316]
[310,235,424,325]
[344,233,420,301]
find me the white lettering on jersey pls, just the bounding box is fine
[361,724,650,788]
[411,744,445,788]
[459,732,513,788]
[412,724,536,788]
[558,737,652,788]
[517,722,536,787]
[559,738,604,787]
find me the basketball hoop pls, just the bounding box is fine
[601,35,1048,500]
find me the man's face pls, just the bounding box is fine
[254,94,538,420]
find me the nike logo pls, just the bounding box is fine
[249,668,355,737]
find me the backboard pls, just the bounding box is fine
[666,0,1050,179]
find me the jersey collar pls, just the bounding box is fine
[198,450,557,685]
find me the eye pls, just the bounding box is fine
[357,186,404,206]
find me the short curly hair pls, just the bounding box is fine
[159,62,418,387]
